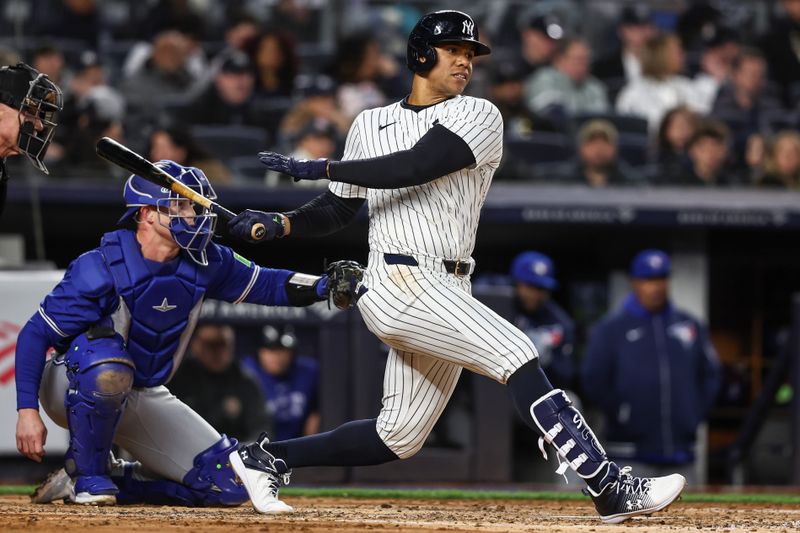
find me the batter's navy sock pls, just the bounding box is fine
[506,360,611,494]
[262,419,398,468]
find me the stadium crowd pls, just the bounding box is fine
[2,0,800,188]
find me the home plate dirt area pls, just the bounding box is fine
[2,495,800,532]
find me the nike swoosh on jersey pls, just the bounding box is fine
[378,121,397,131]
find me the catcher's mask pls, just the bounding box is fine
[0,63,63,173]
[118,160,218,265]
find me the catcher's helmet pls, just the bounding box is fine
[407,10,491,73]
[118,160,218,265]
[0,63,63,174]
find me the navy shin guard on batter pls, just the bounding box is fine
[530,389,609,481]
[64,328,134,496]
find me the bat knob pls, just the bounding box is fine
[252,223,266,241]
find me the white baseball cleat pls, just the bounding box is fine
[229,433,294,514]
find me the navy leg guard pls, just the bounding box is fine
[113,436,247,507]
[181,435,248,506]
[64,327,134,496]
[530,389,610,482]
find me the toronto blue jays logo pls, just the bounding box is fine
[668,321,697,349]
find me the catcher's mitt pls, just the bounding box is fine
[326,260,367,310]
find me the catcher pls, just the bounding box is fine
[17,160,364,507]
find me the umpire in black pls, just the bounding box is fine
[0,63,63,216]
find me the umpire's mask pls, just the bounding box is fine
[0,63,63,174]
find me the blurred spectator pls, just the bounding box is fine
[524,37,609,115]
[170,324,272,442]
[759,130,800,188]
[655,106,698,179]
[759,0,800,104]
[592,5,656,101]
[489,62,561,139]
[711,48,784,130]
[121,30,198,111]
[557,119,639,187]
[657,119,738,186]
[279,74,351,143]
[744,133,767,185]
[266,118,337,187]
[243,325,321,441]
[692,27,740,113]
[510,251,577,392]
[147,125,232,184]
[138,0,207,41]
[179,51,262,127]
[30,45,67,87]
[32,0,99,48]
[616,33,701,134]
[248,29,298,99]
[204,14,262,86]
[515,13,565,77]
[0,47,20,66]
[331,33,400,120]
[267,0,323,43]
[52,52,123,164]
[582,249,721,483]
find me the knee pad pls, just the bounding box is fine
[181,435,248,506]
[530,389,608,480]
[64,327,134,480]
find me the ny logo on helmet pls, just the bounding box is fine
[462,20,474,37]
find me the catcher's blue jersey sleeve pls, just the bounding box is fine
[15,250,118,410]
[206,243,293,306]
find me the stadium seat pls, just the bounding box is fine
[505,133,574,165]
[617,134,650,167]
[191,125,269,162]
[228,155,267,183]
[572,112,649,137]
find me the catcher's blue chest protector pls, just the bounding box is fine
[100,230,212,387]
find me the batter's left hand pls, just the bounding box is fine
[258,151,329,181]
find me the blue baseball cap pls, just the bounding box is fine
[630,249,671,279]
[511,251,558,290]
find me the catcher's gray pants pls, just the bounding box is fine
[357,252,539,459]
[39,355,221,483]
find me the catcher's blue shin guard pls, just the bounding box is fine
[64,327,134,497]
[530,389,610,482]
[114,436,248,506]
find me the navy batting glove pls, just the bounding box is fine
[258,151,329,181]
[227,209,284,243]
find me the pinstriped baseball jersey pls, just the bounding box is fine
[327,94,538,458]
[329,95,503,260]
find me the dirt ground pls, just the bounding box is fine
[2,495,799,532]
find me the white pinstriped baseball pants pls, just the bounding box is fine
[357,251,539,459]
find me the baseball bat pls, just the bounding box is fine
[96,137,265,240]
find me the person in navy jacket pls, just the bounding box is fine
[582,249,721,483]
[510,251,577,392]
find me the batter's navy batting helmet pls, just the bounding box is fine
[407,10,491,73]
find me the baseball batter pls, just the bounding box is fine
[227,11,686,524]
[16,161,362,508]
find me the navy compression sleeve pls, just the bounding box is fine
[285,191,365,239]
[327,124,477,189]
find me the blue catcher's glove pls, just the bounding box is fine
[258,151,329,181]
[228,210,285,243]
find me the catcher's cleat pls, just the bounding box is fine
[31,467,73,504]
[72,475,118,506]
[585,463,686,524]
[229,433,294,514]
